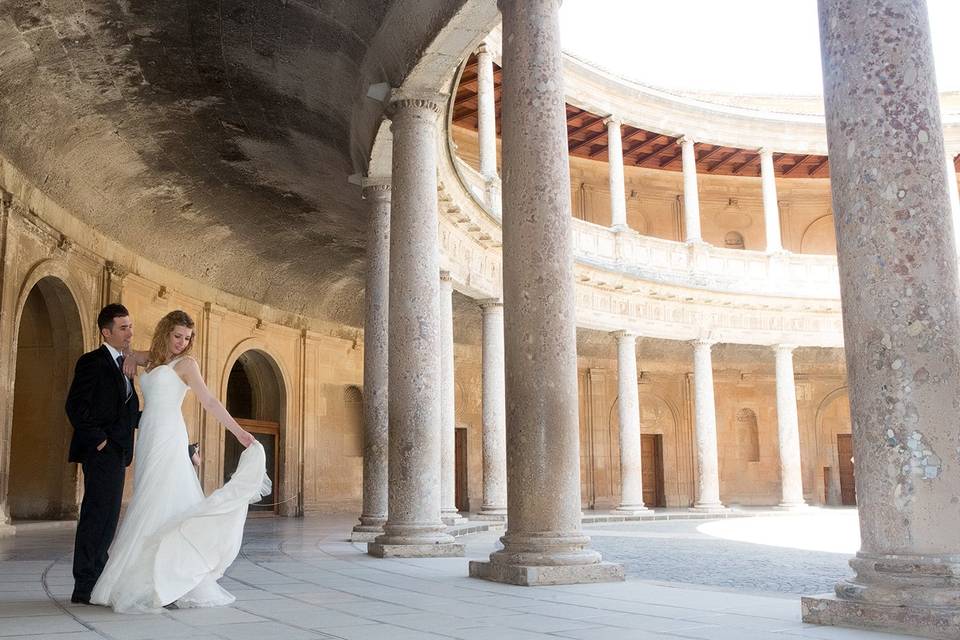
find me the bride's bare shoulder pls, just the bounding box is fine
[171,355,200,371]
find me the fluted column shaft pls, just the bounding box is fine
[478,300,507,518]
[614,332,647,513]
[760,148,783,252]
[439,271,462,523]
[470,0,622,586]
[606,118,628,231]
[773,345,806,509]
[803,0,960,629]
[477,43,498,184]
[353,181,390,537]
[691,340,725,511]
[370,97,460,557]
[679,137,703,243]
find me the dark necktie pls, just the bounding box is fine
[117,355,131,399]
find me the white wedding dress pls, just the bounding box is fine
[90,357,271,614]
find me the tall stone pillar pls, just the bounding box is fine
[690,339,727,513]
[945,152,960,246]
[475,299,507,520]
[772,345,806,510]
[368,97,463,558]
[469,0,623,586]
[439,270,462,524]
[606,118,628,231]
[679,136,703,243]
[803,1,960,635]
[760,148,783,252]
[613,331,648,514]
[352,180,391,541]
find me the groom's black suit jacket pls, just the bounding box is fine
[66,345,140,466]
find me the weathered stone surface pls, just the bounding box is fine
[802,594,960,640]
[368,541,465,558]
[469,559,625,586]
[478,300,507,519]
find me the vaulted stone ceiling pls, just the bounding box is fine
[0,0,469,326]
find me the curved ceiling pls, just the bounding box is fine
[0,0,471,326]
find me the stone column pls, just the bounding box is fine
[475,299,507,520]
[772,345,806,510]
[613,331,648,514]
[469,0,623,586]
[803,1,960,635]
[690,339,727,513]
[606,118,628,231]
[945,152,960,246]
[368,98,463,558]
[352,181,391,542]
[679,136,703,243]
[439,270,462,525]
[760,148,783,253]
[477,43,498,184]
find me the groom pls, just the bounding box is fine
[65,304,140,604]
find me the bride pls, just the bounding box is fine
[90,310,270,613]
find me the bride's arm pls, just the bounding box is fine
[121,349,150,377]
[175,357,256,447]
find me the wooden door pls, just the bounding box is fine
[641,434,665,508]
[837,434,856,506]
[455,427,468,512]
[224,418,280,514]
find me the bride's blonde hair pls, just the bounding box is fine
[148,310,196,366]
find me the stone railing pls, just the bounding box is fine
[439,142,844,348]
[453,156,841,301]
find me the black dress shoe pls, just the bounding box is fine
[70,593,91,605]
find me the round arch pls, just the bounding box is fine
[636,388,684,508]
[814,385,852,506]
[6,271,88,520]
[800,214,837,255]
[220,342,291,515]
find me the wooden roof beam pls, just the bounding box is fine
[707,149,742,173]
[567,116,604,140]
[808,156,830,176]
[781,154,812,176]
[732,154,760,175]
[633,141,674,166]
[657,148,683,168]
[695,145,726,164]
[569,127,609,153]
[625,134,668,160]
[588,126,646,158]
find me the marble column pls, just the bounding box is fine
[679,136,703,243]
[760,148,783,253]
[475,299,507,520]
[945,152,960,246]
[772,345,806,510]
[803,1,960,635]
[352,180,391,542]
[606,118,628,231]
[439,270,462,525]
[368,97,463,558]
[469,0,623,586]
[613,331,648,514]
[690,339,727,513]
[477,43,501,213]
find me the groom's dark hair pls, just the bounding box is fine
[97,303,130,331]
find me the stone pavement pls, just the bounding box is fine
[0,511,917,640]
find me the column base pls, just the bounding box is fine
[689,503,730,514]
[0,521,13,538]
[441,510,464,525]
[368,541,465,558]
[773,501,811,512]
[610,224,630,234]
[469,559,624,586]
[350,528,383,542]
[472,510,507,521]
[802,594,960,640]
[613,505,650,516]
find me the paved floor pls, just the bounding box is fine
[0,511,916,640]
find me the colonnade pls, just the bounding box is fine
[355,0,960,634]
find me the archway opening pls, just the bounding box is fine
[9,276,85,520]
[224,350,285,514]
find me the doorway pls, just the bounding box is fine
[9,277,85,520]
[837,434,856,506]
[455,427,468,512]
[641,434,665,508]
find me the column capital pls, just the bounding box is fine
[759,146,774,158]
[772,343,797,355]
[439,269,452,283]
[610,330,635,342]
[477,42,489,56]
[691,336,716,349]
[477,298,503,310]
[361,177,391,199]
[677,135,695,147]
[603,116,621,128]
[386,96,442,119]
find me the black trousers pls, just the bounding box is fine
[72,444,126,597]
